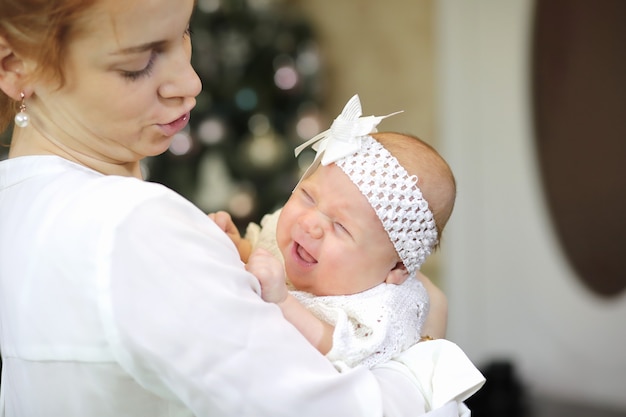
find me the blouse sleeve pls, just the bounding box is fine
[378,339,486,417]
[97,191,393,417]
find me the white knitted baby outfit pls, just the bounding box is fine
[245,209,429,371]
[291,275,428,371]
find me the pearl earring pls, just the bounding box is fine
[14,92,30,128]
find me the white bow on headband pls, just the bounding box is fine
[294,94,402,173]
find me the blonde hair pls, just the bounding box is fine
[0,0,98,132]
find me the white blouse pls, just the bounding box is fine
[0,156,478,417]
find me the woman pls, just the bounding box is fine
[0,1,453,415]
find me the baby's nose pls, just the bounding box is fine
[299,212,324,239]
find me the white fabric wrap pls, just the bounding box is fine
[386,339,486,415]
[291,277,428,371]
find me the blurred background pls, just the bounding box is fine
[2,0,624,415]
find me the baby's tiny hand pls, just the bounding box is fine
[208,211,239,238]
[246,248,288,304]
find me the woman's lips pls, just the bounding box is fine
[158,112,190,137]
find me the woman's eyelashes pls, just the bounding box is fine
[121,50,158,81]
[121,24,191,82]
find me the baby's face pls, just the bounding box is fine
[276,164,400,296]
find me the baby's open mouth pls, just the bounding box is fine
[295,243,317,264]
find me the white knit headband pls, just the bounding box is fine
[294,94,438,274]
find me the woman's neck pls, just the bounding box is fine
[9,127,142,178]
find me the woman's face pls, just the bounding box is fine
[29,0,201,170]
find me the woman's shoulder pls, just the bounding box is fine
[96,174,183,206]
[84,175,206,231]
[26,156,205,229]
[4,155,186,208]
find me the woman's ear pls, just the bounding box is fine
[385,262,410,285]
[0,36,29,100]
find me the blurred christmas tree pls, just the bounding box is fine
[145,0,326,230]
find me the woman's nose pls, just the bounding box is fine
[158,45,202,100]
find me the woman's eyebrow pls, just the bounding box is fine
[110,40,167,56]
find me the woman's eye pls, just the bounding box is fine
[121,51,157,81]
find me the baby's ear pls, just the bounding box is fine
[385,262,409,285]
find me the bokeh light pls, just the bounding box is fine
[168,131,194,156]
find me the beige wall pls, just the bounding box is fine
[293,0,435,141]
[438,0,626,410]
